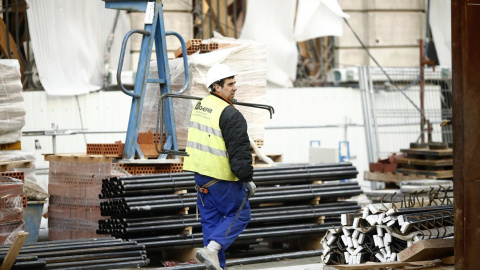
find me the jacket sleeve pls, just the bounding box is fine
[220,106,253,181]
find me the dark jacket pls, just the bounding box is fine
[215,95,253,182]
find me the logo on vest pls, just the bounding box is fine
[194,102,213,113]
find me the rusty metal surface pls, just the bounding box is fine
[452,1,480,269]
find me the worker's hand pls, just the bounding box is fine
[244,181,256,198]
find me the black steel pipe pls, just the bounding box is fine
[43,250,146,264]
[135,222,338,248]
[54,259,150,270]
[99,201,358,229]
[44,255,147,269]
[105,162,353,182]
[11,259,46,269]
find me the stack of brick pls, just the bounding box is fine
[369,153,405,173]
[0,176,25,244]
[86,131,167,158]
[46,154,185,240]
[48,160,111,240]
[174,39,231,57]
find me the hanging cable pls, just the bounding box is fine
[343,0,432,114]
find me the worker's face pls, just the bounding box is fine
[216,77,237,101]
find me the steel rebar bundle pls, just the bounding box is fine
[100,163,358,198]
[128,221,339,248]
[97,201,361,237]
[97,161,362,262]
[100,181,362,216]
[0,238,149,269]
[320,195,455,265]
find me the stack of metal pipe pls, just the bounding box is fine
[99,162,362,249]
[100,163,359,198]
[98,201,361,237]
[0,237,149,269]
[320,188,454,265]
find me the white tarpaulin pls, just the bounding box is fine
[429,0,451,67]
[294,0,349,42]
[240,0,348,87]
[26,0,130,96]
[240,0,298,87]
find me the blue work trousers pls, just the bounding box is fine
[195,173,251,268]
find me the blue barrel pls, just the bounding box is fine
[23,201,45,243]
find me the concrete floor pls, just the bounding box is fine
[227,257,325,270]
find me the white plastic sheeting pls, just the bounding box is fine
[294,0,349,42]
[140,34,267,148]
[240,0,348,87]
[26,0,131,96]
[240,0,298,87]
[429,0,451,67]
[0,60,25,143]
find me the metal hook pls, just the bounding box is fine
[411,224,425,240]
[443,185,452,205]
[434,212,448,238]
[419,218,433,240]
[380,193,389,211]
[416,190,425,206]
[424,214,440,238]
[408,192,415,207]
[390,191,398,210]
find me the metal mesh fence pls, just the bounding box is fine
[360,66,452,161]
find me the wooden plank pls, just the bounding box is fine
[252,153,283,165]
[397,158,453,166]
[325,259,444,270]
[0,141,21,151]
[43,153,116,163]
[399,148,453,157]
[395,168,453,178]
[0,231,28,270]
[452,2,480,269]
[364,171,423,182]
[398,238,454,262]
[0,160,33,172]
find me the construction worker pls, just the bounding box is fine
[183,63,256,270]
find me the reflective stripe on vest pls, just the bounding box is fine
[183,95,238,181]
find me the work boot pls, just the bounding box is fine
[196,247,222,270]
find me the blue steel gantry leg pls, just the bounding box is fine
[106,0,189,160]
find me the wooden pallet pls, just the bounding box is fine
[396,158,453,166]
[400,148,453,157]
[0,160,33,172]
[0,141,21,151]
[252,153,282,165]
[395,168,453,179]
[364,171,425,183]
[43,153,116,164]
[324,259,450,270]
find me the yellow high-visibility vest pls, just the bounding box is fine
[183,95,238,181]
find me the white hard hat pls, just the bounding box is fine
[206,64,236,88]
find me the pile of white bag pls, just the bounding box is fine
[0,60,25,144]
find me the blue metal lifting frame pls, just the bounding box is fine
[105,0,189,160]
